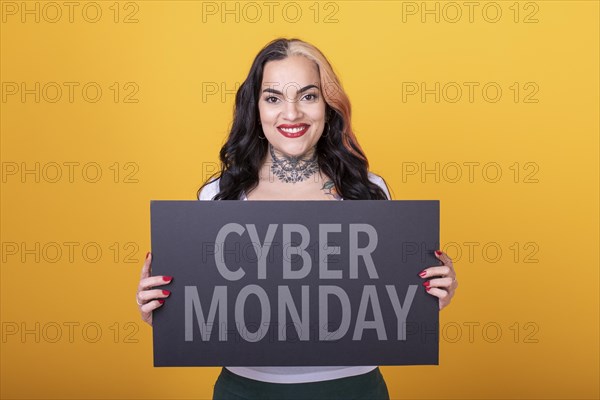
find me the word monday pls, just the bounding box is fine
[185,223,418,343]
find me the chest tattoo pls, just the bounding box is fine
[321,180,342,200]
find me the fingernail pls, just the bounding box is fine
[426,286,431,291]
[435,250,442,256]
[162,276,173,282]
[158,299,165,304]
[423,281,430,287]
[146,251,150,259]
[419,271,427,277]
[162,290,171,296]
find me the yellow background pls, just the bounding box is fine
[1,1,598,399]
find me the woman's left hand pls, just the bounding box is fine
[419,250,458,311]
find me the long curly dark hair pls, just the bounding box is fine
[197,37,388,201]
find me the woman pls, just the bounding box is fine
[136,37,458,400]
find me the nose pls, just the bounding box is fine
[283,98,302,121]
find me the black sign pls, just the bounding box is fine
[151,200,439,366]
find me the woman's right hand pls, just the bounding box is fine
[136,252,172,326]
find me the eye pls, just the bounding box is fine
[303,93,318,101]
[265,96,280,104]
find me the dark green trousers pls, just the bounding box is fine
[212,367,390,400]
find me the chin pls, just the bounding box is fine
[271,139,314,158]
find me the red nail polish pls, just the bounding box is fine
[423,281,430,287]
[146,251,150,259]
[426,286,431,291]
[162,276,173,282]
[162,290,170,296]
[435,250,442,256]
[419,271,427,277]
[158,299,165,304]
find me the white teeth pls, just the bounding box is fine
[279,126,306,133]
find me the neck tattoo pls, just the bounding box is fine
[269,144,319,183]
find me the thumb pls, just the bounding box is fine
[140,251,152,279]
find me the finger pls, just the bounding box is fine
[137,288,171,304]
[140,251,152,279]
[138,275,173,292]
[434,285,456,311]
[425,286,450,300]
[423,277,454,288]
[419,266,451,278]
[434,250,454,268]
[140,299,165,314]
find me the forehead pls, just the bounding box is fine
[261,55,320,89]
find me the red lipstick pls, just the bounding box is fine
[277,124,310,138]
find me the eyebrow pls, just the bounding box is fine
[262,84,319,95]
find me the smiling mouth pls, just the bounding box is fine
[277,124,310,138]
